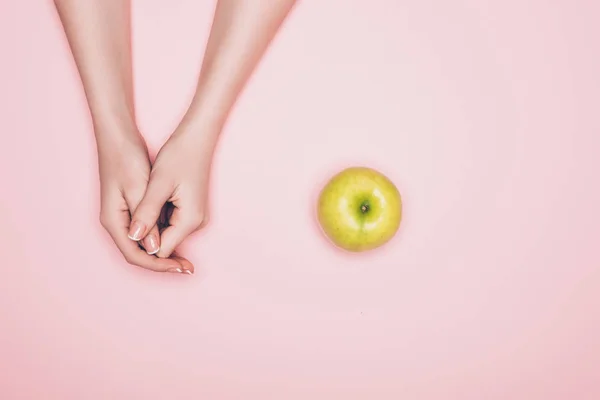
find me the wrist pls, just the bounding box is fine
[86,88,137,131]
[93,115,143,151]
[183,78,238,133]
[91,106,138,137]
[181,104,227,132]
[166,119,221,162]
[174,106,225,142]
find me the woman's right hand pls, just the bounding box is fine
[96,122,193,274]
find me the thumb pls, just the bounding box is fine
[128,178,172,241]
[156,212,206,259]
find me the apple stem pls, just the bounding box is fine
[360,203,370,213]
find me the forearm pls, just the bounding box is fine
[183,0,297,132]
[54,0,136,134]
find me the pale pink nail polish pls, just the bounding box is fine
[146,235,159,255]
[167,267,182,274]
[128,221,145,241]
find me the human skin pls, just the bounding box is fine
[53,0,189,273]
[54,0,298,273]
[128,0,298,265]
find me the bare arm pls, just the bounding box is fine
[130,0,299,259]
[54,0,188,273]
[54,0,136,133]
[185,0,298,130]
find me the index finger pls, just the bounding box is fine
[102,210,183,273]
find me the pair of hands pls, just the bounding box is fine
[54,0,298,274]
[97,120,215,274]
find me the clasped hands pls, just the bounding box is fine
[97,115,218,275]
[54,0,298,275]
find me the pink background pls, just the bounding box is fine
[1,0,599,398]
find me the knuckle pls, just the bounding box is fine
[188,211,205,230]
[123,254,136,266]
[123,190,144,210]
[201,215,210,227]
[99,212,111,229]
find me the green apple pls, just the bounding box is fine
[317,166,402,252]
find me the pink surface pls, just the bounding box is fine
[1,0,600,398]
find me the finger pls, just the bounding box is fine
[102,209,182,273]
[123,189,162,255]
[171,252,195,275]
[141,224,161,255]
[156,211,204,261]
[128,178,173,241]
[107,224,182,273]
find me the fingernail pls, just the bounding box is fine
[146,235,160,255]
[183,269,193,275]
[128,221,145,241]
[167,267,182,274]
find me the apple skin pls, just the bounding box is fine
[317,167,402,252]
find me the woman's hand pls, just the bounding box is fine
[97,124,193,273]
[128,0,297,268]
[55,0,297,273]
[128,122,217,270]
[54,0,190,272]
